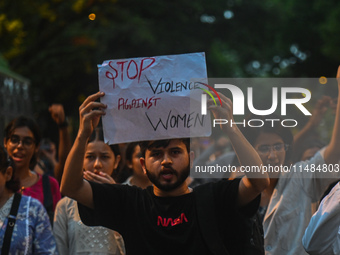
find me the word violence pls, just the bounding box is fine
[147,77,203,95]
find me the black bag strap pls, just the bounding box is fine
[1,193,22,255]
[42,174,54,225]
[194,184,230,255]
[42,174,53,209]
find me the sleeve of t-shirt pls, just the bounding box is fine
[77,181,138,232]
[213,178,260,218]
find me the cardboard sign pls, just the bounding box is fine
[98,52,211,144]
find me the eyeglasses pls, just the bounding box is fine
[256,143,289,155]
[9,135,35,148]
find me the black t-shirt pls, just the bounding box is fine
[78,179,259,255]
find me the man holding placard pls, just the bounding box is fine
[60,89,269,254]
[61,53,269,254]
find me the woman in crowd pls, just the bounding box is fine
[3,116,61,223]
[0,146,58,254]
[53,128,125,254]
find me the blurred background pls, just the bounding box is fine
[1,0,340,143]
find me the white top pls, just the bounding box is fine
[53,196,125,255]
[302,182,340,255]
[264,149,340,255]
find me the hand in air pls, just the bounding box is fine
[78,92,107,139]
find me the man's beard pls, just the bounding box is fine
[145,163,190,192]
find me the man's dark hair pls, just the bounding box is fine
[0,146,20,192]
[139,138,190,158]
[240,113,293,165]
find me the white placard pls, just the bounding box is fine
[98,52,211,144]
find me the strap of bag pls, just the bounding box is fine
[42,174,53,209]
[1,193,22,255]
[194,184,230,255]
[42,174,54,225]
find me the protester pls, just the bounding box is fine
[0,146,58,254]
[53,127,125,254]
[35,104,72,183]
[122,142,151,189]
[60,91,269,254]
[302,182,340,254]
[239,66,340,254]
[35,138,57,176]
[3,116,61,223]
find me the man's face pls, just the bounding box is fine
[140,139,192,192]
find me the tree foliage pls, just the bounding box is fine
[1,0,340,137]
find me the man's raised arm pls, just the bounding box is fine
[60,92,107,209]
[208,92,269,206]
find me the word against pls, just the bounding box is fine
[117,96,161,110]
[201,84,312,116]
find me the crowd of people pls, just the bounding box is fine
[1,67,340,254]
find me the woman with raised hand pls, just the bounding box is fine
[53,128,125,254]
[240,66,340,255]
